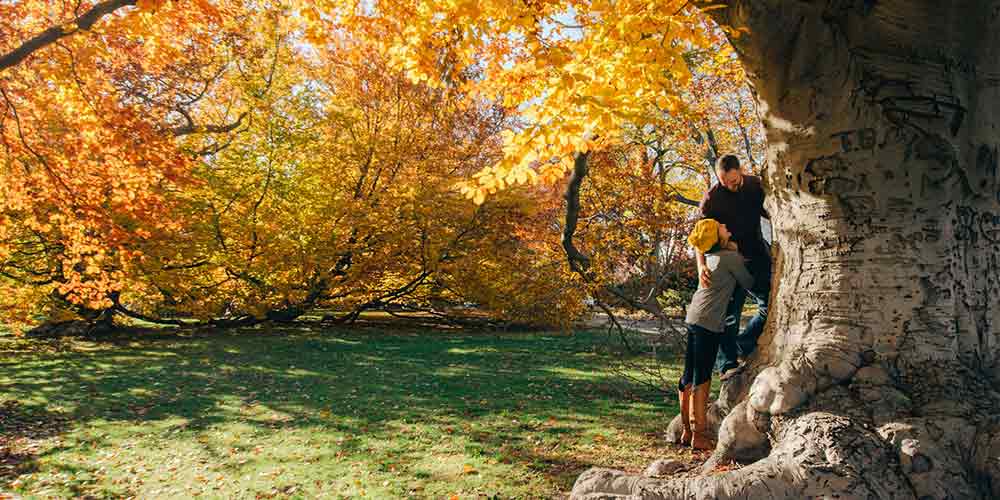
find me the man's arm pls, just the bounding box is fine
[729,254,755,290]
[698,190,712,218]
[696,251,710,288]
[757,178,770,220]
[696,190,713,287]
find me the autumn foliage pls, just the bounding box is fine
[307,0,741,200]
[1,1,760,333]
[0,2,598,331]
[1,0,238,323]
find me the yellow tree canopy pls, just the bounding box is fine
[2,1,744,329]
[312,0,736,203]
[1,3,589,329]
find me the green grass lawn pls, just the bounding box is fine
[0,326,692,499]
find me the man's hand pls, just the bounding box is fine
[699,266,712,288]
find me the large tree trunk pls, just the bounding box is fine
[572,1,1000,498]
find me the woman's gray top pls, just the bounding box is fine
[685,249,754,333]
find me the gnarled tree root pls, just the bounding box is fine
[576,378,1000,500]
[574,409,912,499]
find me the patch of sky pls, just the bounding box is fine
[541,6,584,42]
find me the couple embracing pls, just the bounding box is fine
[677,155,772,450]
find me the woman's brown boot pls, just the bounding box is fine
[678,385,692,445]
[689,382,715,450]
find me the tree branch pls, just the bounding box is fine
[562,151,592,274]
[0,0,137,73]
[169,111,248,136]
[672,192,700,207]
[560,150,677,324]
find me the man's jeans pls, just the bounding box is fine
[716,256,771,373]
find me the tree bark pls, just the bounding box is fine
[572,1,1000,498]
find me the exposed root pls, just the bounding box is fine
[585,364,1000,500]
[877,418,979,499]
[701,400,769,473]
[747,330,863,416]
[572,410,912,500]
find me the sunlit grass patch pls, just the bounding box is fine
[1,328,686,498]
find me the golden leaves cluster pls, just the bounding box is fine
[313,0,727,204]
[0,0,754,329]
[1,5,586,328]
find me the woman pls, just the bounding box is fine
[679,219,754,449]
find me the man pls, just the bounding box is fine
[696,154,771,380]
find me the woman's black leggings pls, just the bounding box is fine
[678,323,721,390]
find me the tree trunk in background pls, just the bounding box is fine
[572,1,1000,498]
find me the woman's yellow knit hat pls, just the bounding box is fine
[688,219,720,253]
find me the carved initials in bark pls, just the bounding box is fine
[572,1,1000,498]
[831,128,877,153]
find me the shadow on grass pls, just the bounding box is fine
[0,400,71,483]
[0,326,683,492]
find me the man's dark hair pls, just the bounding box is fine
[716,154,741,173]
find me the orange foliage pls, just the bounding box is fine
[1,9,586,329]
[1,2,760,330]
[1,1,259,321]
